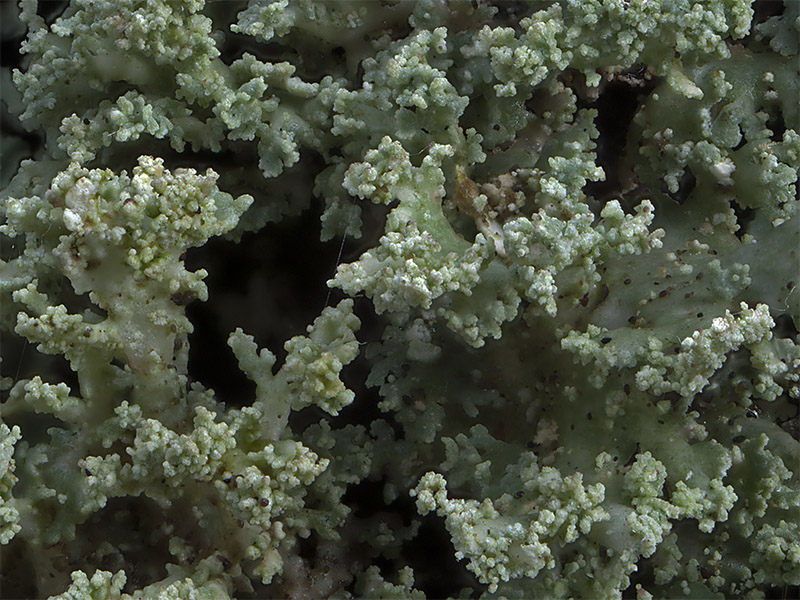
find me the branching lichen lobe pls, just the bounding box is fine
[0,1,798,599]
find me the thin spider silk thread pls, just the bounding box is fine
[324,196,358,309]
[324,231,348,309]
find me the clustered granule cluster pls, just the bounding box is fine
[0,1,798,598]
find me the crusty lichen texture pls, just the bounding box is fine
[1,0,798,598]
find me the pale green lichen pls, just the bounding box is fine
[1,0,798,599]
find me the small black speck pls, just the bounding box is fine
[514,491,523,499]
[624,278,631,285]
[587,412,592,421]
[697,312,703,317]
[171,292,196,306]
[601,337,612,344]
[732,435,746,443]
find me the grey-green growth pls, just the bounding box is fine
[0,0,798,598]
